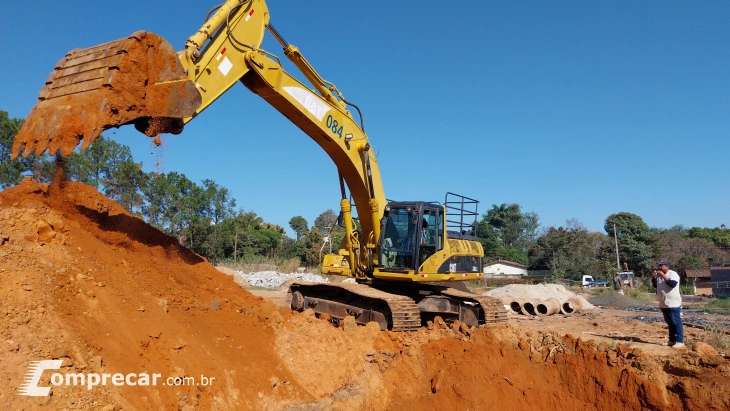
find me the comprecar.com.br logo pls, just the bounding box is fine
[19,360,215,396]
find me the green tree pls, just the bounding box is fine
[534,219,612,278]
[477,203,539,264]
[688,227,730,249]
[108,159,148,214]
[229,209,268,258]
[302,227,325,267]
[279,237,306,260]
[485,203,523,246]
[314,209,341,233]
[0,111,51,187]
[66,136,115,189]
[484,203,539,248]
[201,179,236,224]
[141,172,203,244]
[605,212,654,275]
[474,219,501,255]
[289,216,309,240]
[0,111,25,188]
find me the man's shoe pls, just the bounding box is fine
[662,341,676,347]
[672,343,686,349]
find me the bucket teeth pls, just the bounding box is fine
[11,31,201,159]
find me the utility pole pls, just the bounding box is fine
[613,222,621,272]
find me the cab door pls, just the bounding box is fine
[417,207,439,272]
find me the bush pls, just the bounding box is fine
[624,287,655,302]
[680,285,695,295]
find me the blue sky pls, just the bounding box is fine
[1,0,728,238]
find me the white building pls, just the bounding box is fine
[483,260,528,278]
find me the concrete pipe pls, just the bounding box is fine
[510,299,527,314]
[560,297,584,315]
[536,298,561,316]
[521,299,540,316]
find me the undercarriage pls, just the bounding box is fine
[288,281,507,331]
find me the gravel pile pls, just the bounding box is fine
[483,284,595,309]
[235,271,329,289]
[216,266,250,288]
[588,293,654,308]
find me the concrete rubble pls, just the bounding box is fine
[235,270,329,289]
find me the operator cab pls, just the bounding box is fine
[379,201,442,272]
[378,193,480,274]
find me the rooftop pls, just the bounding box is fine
[485,259,528,268]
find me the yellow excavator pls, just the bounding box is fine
[12,0,506,331]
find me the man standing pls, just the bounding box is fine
[652,259,684,348]
[613,273,624,295]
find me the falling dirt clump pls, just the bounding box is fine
[146,118,181,140]
[11,31,200,159]
[1,178,729,410]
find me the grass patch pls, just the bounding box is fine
[706,298,730,310]
[624,287,656,302]
[703,322,730,354]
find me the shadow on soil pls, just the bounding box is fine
[75,204,206,265]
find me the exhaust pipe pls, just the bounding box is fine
[561,297,583,315]
[536,298,560,316]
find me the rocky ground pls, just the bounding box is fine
[1,178,729,410]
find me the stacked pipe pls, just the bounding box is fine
[509,296,584,316]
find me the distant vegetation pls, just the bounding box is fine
[2,110,728,276]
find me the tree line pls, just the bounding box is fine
[2,110,727,276]
[476,203,729,279]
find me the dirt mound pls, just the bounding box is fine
[0,178,298,410]
[1,178,729,410]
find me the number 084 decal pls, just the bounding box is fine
[325,115,344,138]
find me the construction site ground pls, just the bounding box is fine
[1,178,729,411]
[249,288,728,358]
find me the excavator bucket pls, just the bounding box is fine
[11,31,201,159]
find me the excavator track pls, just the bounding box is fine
[289,281,507,331]
[371,282,508,327]
[439,288,508,324]
[289,281,421,332]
